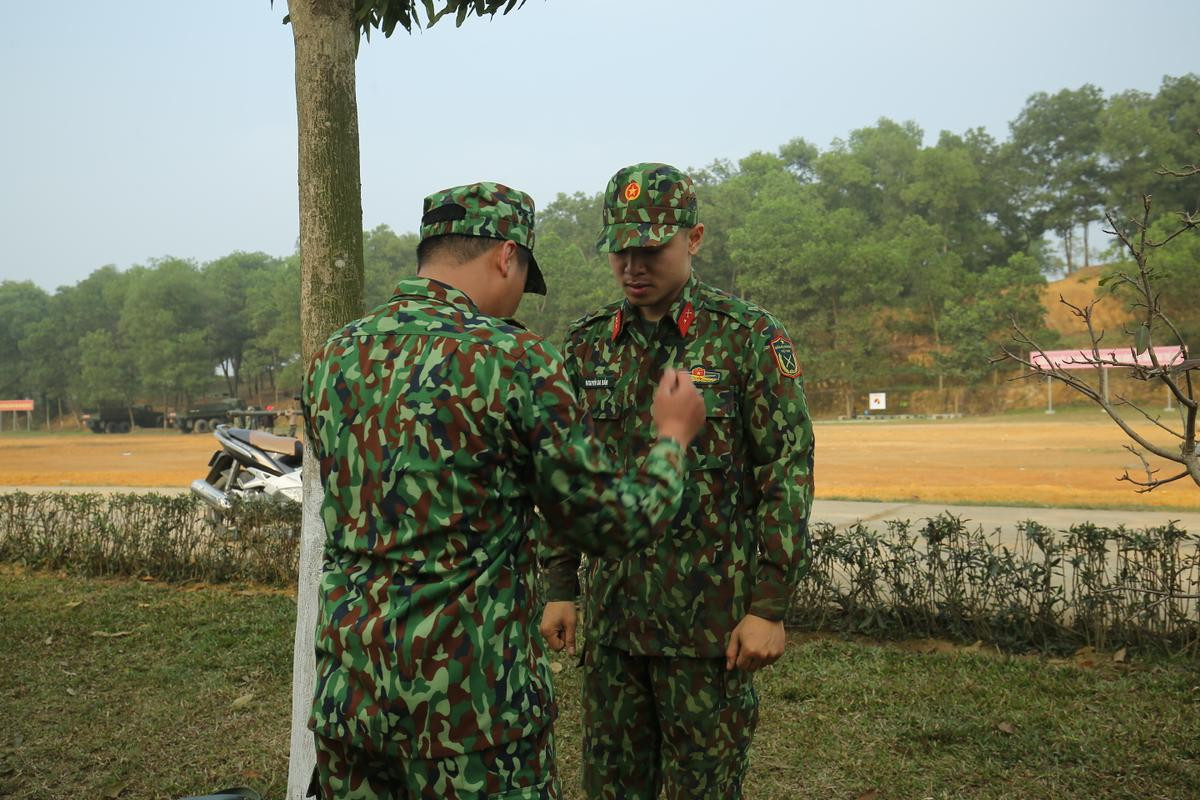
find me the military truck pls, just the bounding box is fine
[172,397,243,433]
[82,404,165,434]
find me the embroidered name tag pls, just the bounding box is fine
[584,377,611,389]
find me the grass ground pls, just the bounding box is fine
[1,571,1196,799]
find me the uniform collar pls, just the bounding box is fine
[389,276,481,314]
[611,273,702,342]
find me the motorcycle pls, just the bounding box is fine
[190,424,303,526]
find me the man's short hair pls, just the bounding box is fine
[417,234,532,270]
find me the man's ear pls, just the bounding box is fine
[495,240,518,279]
[687,223,706,256]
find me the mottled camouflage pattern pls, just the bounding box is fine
[420,181,537,251]
[314,727,560,799]
[581,646,757,800]
[543,274,815,656]
[597,163,699,252]
[302,276,687,760]
[420,181,546,294]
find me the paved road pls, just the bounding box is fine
[814,498,1200,538]
[3,486,1197,536]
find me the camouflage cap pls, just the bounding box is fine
[420,182,545,295]
[596,163,698,253]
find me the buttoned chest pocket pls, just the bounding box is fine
[691,388,737,471]
[583,390,624,456]
[585,391,621,422]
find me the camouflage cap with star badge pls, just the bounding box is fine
[420,181,546,295]
[596,162,699,253]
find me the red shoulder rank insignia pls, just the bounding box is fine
[769,335,801,378]
[611,308,623,342]
[676,302,695,337]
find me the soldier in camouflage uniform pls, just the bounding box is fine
[303,182,707,800]
[540,164,815,799]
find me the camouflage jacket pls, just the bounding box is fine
[302,277,687,758]
[543,274,814,657]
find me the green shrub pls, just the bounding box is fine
[2,494,1195,656]
[0,491,299,585]
[792,514,1199,656]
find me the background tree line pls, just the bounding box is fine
[1,74,1196,422]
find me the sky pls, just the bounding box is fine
[0,0,1195,292]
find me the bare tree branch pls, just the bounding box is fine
[997,169,1199,492]
[1111,395,1183,439]
[1153,219,1199,248]
[1156,165,1200,178]
[1116,444,1191,492]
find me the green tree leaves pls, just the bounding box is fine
[10,72,1196,420]
[0,281,50,399]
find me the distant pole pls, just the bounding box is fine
[1101,367,1109,404]
[1166,385,1174,411]
[1045,375,1054,414]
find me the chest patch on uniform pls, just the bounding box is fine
[769,335,801,378]
[584,376,612,389]
[689,366,722,384]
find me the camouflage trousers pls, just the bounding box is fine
[581,644,758,799]
[314,725,561,800]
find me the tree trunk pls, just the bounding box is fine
[287,1,365,797]
[1083,220,1090,269]
[1063,226,1074,274]
[930,301,944,401]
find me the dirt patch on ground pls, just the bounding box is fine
[1,411,1196,510]
[1042,264,1134,347]
[0,430,226,488]
[817,409,1199,510]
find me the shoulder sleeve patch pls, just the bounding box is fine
[769,334,801,378]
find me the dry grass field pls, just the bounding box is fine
[817,408,1200,511]
[0,428,221,488]
[1,407,1196,510]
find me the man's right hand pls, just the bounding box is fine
[652,369,706,447]
[539,600,578,655]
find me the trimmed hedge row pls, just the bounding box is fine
[0,491,300,586]
[793,514,1199,656]
[1,492,1196,656]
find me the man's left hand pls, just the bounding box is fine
[724,614,786,672]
